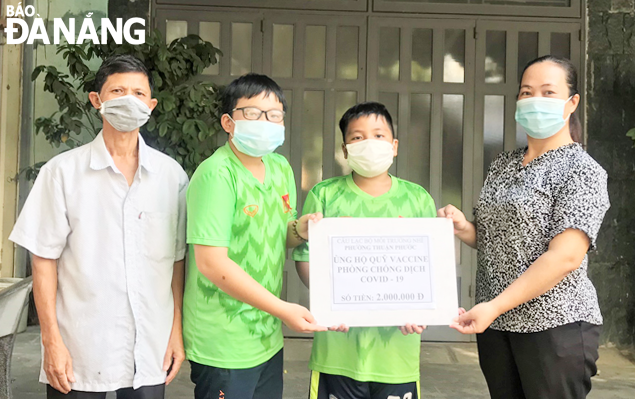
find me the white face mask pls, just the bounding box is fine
[98,94,152,132]
[229,117,285,157]
[346,139,395,178]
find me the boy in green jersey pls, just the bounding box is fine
[183,74,325,399]
[293,102,436,399]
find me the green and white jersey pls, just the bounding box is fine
[293,174,436,384]
[184,142,297,369]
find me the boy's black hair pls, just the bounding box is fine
[93,54,154,95]
[338,102,395,142]
[221,73,287,116]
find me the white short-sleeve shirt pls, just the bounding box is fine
[9,131,188,391]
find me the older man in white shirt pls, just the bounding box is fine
[9,54,188,399]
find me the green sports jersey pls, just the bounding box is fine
[183,142,297,369]
[292,174,436,384]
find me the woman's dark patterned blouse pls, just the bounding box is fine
[474,143,610,333]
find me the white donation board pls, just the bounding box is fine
[308,218,458,327]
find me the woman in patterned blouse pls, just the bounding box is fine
[439,55,610,399]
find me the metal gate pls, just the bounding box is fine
[155,4,583,341]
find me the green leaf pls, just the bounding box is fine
[195,119,208,136]
[159,122,169,137]
[152,71,163,89]
[183,119,196,136]
[31,66,45,81]
[627,128,635,148]
[161,93,176,112]
[52,81,65,95]
[147,117,157,132]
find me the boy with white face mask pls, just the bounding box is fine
[183,73,325,399]
[293,102,436,399]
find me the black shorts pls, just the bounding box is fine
[190,349,283,399]
[309,371,419,399]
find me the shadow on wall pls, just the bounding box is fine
[586,0,635,350]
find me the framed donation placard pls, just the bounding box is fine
[308,217,458,327]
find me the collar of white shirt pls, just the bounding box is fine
[89,130,156,173]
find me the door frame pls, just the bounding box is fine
[367,16,476,342]
[259,13,369,338]
[373,0,582,18]
[0,0,23,278]
[152,4,586,342]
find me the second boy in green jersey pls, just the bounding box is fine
[293,102,437,399]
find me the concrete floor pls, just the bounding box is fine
[9,327,635,398]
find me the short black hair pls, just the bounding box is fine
[339,102,395,141]
[93,54,154,95]
[221,73,287,116]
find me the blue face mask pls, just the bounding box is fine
[515,96,572,139]
[229,118,285,157]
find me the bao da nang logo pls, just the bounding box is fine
[4,4,146,45]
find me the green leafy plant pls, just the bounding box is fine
[627,128,635,148]
[28,29,223,178]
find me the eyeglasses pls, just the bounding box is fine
[232,107,285,123]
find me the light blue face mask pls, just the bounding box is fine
[515,96,573,139]
[229,118,285,157]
